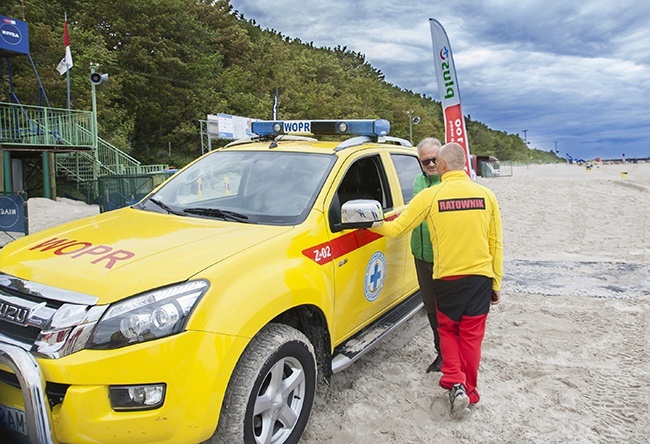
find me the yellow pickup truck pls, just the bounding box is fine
[0,119,424,443]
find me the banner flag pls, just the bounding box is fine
[272,88,279,119]
[429,18,472,177]
[56,13,73,75]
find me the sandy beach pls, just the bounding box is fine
[1,162,649,443]
[301,162,650,444]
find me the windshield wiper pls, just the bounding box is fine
[184,207,252,223]
[149,198,186,216]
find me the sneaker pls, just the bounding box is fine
[426,354,443,373]
[449,383,470,418]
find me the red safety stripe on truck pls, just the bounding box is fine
[302,229,382,265]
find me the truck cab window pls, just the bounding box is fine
[329,155,392,230]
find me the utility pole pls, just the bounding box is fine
[91,64,99,151]
[90,64,100,197]
[521,130,530,168]
[407,111,420,145]
[407,111,414,145]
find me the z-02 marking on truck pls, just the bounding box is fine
[302,230,383,265]
[0,118,424,444]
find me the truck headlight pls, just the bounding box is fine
[89,280,209,349]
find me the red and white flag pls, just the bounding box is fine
[429,18,472,178]
[56,14,73,75]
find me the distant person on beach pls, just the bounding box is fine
[411,137,444,373]
[371,142,503,418]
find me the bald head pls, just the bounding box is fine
[436,142,466,178]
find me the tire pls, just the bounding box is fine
[210,323,317,444]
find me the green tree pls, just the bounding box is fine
[2,0,560,167]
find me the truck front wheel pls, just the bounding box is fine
[211,323,317,444]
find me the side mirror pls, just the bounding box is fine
[340,199,384,229]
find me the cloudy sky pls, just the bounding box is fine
[229,0,650,160]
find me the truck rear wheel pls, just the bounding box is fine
[212,323,316,444]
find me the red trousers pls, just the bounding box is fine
[437,311,487,404]
[433,275,492,405]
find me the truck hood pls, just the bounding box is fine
[0,208,292,304]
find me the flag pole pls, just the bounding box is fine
[65,12,71,110]
[272,88,279,119]
[66,69,71,109]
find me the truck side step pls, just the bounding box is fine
[331,291,423,373]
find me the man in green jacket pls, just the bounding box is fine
[412,137,443,373]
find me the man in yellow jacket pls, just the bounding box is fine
[371,142,503,418]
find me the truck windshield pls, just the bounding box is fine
[142,151,335,225]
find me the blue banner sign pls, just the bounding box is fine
[0,194,27,234]
[0,15,30,57]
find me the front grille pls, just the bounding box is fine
[0,271,101,358]
[0,288,65,346]
[0,321,41,344]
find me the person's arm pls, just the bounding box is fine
[371,190,431,238]
[488,191,504,291]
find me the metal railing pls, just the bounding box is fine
[59,126,168,179]
[76,126,142,168]
[56,149,169,184]
[0,101,93,148]
[1,101,169,203]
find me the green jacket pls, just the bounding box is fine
[410,172,440,262]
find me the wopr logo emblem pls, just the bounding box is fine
[364,251,386,302]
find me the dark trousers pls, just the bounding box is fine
[434,275,492,404]
[414,258,441,354]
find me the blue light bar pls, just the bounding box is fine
[251,119,390,137]
[251,121,284,136]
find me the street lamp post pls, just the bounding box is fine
[90,64,99,151]
[407,111,420,145]
[89,63,109,195]
[90,64,100,196]
[521,129,530,168]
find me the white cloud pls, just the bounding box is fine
[229,0,650,159]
